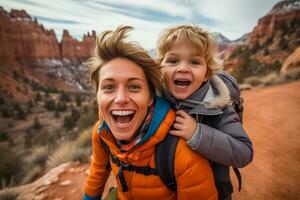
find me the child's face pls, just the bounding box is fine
[161,42,208,99]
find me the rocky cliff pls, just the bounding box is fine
[0,7,95,65]
[0,7,96,96]
[224,0,300,73]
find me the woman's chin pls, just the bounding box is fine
[111,130,135,141]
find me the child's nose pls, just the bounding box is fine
[177,62,190,72]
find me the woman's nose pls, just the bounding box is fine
[114,88,129,105]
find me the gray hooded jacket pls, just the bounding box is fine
[163,73,253,182]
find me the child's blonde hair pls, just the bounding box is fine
[156,25,223,77]
[86,26,162,96]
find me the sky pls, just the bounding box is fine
[0,0,282,49]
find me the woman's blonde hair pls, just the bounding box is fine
[86,26,162,95]
[156,25,223,77]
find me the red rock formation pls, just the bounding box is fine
[224,0,300,68]
[0,7,95,65]
[280,46,300,74]
[247,0,300,62]
[0,7,60,63]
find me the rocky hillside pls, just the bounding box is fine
[224,0,300,82]
[0,7,96,103]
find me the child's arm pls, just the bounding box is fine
[171,108,253,168]
[84,121,111,200]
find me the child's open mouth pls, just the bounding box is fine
[174,79,191,88]
[111,110,135,128]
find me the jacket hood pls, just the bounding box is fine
[163,75,231,116]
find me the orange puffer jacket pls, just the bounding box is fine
[85,109,217,200]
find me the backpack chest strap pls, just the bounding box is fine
[110,154,158,192]
[110,154,158,175]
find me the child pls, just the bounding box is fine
[156,25,253,200]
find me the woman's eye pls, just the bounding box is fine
[128,84,141,92]
[102,84,115,92]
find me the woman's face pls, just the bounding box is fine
[97,57,153,141]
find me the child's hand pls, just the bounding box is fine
[169,110,197,141]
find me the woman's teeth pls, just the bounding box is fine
[111,110,135,126]
[111,110,134,116]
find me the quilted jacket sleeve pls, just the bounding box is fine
[175,139,218,200]
[187,106,253,168]
[84,121,111,199]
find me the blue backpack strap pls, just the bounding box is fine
[155,134,180,192]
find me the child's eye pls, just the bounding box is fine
[191,59,201,65]
[166,58,179,65]
[101,84,115,92]
[128,84,141,92]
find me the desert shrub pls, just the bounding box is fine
[63,108,80,130]
[44,99,56,111]
[78,111,97,131]
[27,100,34,108]
[56,101,67,112]
[32,117,41,129]
[282,67,300,81]
[54,110,60,118]
[0,189,19,200]
[260,72,280,86]
[60,91,70,102]
[26,146,49,166]
[20,165,42,185]
[231,49,282,83]
[1,107,12,118]
[45,142,77,171]
[75,129,92,149]
[0,96,4,105]
[243,76,263,87]
[0,131,8,142]
[31,129,60,147]
[0,144,23,187]
[46,128,92,170]
[75,94,82,107]
[34,92,42,102]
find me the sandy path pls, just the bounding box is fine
[232,80,300,200]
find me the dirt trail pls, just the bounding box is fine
[11,81,300,200]
[232,80,300,200]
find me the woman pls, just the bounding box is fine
[84,26,217,200]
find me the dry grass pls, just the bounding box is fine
[45,128,92,171]
[0,189,19,200]
[241,67,300,89]
[25,146,49,166]
[20,165,42,185]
